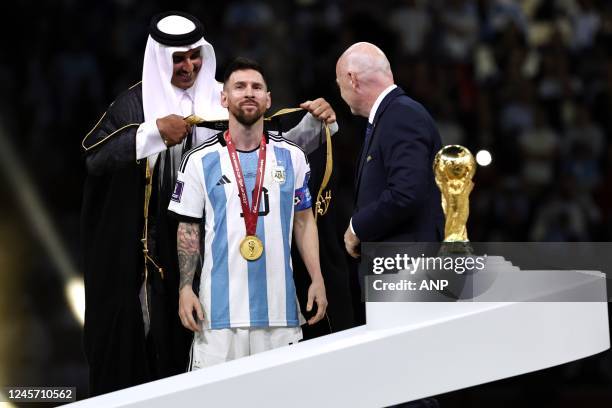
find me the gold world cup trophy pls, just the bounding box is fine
[434,145,476,254]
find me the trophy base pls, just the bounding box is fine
[439,241,474,256]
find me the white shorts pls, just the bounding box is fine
[188,326,303,370]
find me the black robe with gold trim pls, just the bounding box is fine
[291,131,355,338]
[81,83,191,395]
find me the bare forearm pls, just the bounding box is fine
[293,210,323,281]
[177,222,201,291]
[295,209,328,324]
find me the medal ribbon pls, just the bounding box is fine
[225,131,267,236]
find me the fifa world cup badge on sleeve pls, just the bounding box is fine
[171,181,184,202]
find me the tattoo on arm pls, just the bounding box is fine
[177,222,201,291]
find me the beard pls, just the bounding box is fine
[231,102,265,126]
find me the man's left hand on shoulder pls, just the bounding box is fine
[300,98,336,124]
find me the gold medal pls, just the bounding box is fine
[240,235,264,261]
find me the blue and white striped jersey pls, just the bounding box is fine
[168,132,312,329]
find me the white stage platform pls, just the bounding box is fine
[68,267,610,407]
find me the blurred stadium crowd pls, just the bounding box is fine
[1,0,612,405]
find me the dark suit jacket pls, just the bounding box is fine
[353,86,444,243]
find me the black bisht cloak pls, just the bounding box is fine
[81,83,192,396]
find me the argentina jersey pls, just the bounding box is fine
[168,132,312,329]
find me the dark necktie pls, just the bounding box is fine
[360,122,374,165]
[364,122,374,145]
[355,122,374,191]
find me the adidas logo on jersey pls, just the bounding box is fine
[216,175,231,185]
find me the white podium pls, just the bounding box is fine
[68,264,609,407]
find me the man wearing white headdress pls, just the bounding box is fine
[81,11,337,395]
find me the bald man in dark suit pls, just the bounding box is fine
[336,42,443,256]
[336,41,443,408]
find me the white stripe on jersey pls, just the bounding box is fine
[263,164,288,326]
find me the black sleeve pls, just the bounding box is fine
[167,210,202,224]
[83,88,144,175]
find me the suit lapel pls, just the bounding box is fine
[353,87,405,203]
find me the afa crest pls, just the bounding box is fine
[271,166,286,184]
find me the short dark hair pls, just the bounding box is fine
[223,57,268,88]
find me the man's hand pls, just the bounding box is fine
[300,98,336,124]
[344,224,361,258]
[306,278,328,325]
[178,286,204,332]
[156,114,192,147]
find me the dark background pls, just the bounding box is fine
[1,0,612,406]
